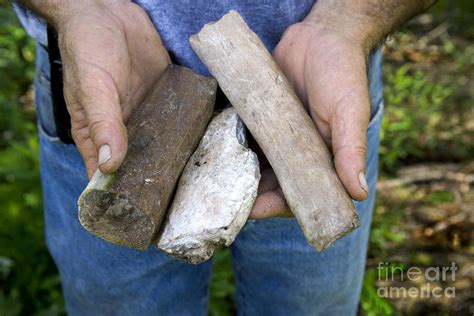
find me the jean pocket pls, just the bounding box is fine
[365,100,384,186]
[367,100,384,133]
[34,44,61,143]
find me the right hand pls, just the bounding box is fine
[55,0,170,178]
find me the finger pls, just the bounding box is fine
[331,101,370,201]
[62,88,99,178]
[250,188,292,219]
[257,168,279,193]
[305,45,370,201]
[273,23,315,107]
[71,122,98,179]
[79,76,128,174]
[329,62,370,201]
[88,108,128,175]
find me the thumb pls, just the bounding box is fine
[82,88,128,175]
[330,91,370,201]
[305,42,371,201]
[249,168,292,219]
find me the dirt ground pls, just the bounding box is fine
[364,12,473,316]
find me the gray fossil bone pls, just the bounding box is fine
[157,107,260,263]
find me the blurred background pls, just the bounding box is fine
[0,1,472,315]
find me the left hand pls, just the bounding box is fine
[250,21,371,219]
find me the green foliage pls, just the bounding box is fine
[361,262,407,316]
[369,209,406,258]
[0,134,65,315]
[0,6,36,147]
[423,190,454,204]
[209,248,235,316]
[430,0,474,38]
[360,268,396,316]
[380,66,458,173]
[368,190,408,259]
[0,4,64,315]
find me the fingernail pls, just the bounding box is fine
[98,144,111,166]
[359,171,369,194]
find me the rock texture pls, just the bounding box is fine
[78,65,216,250]
[157,107,260,263]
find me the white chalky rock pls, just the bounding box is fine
[157,107,260,264]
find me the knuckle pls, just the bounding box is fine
[334,144,366,165]
[88,119,112,137]
[353,145,367,158]
[71,130,91,151]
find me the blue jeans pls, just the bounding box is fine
[35,43,384,315]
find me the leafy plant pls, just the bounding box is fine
[0,133,65,315]
[360,268,396,316]
[209,247,236,316]
[0,5,36,147]
[380,65,458,173]
[0,4,64,315]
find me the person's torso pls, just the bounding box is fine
[14,0,316,75]
[136,0,316,75]
[14,0,383,118]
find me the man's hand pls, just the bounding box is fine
[251,22,370,219]
[59,1,170,177]
[19,0,170,178]
[250,0,435,219]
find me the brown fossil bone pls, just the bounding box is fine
[78,65,217,250]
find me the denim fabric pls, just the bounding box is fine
[12,2,47,46]
[35,31,383,313]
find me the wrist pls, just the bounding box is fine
[20,0,128,28]
[303,4,382,56]
[304,0,435,56]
